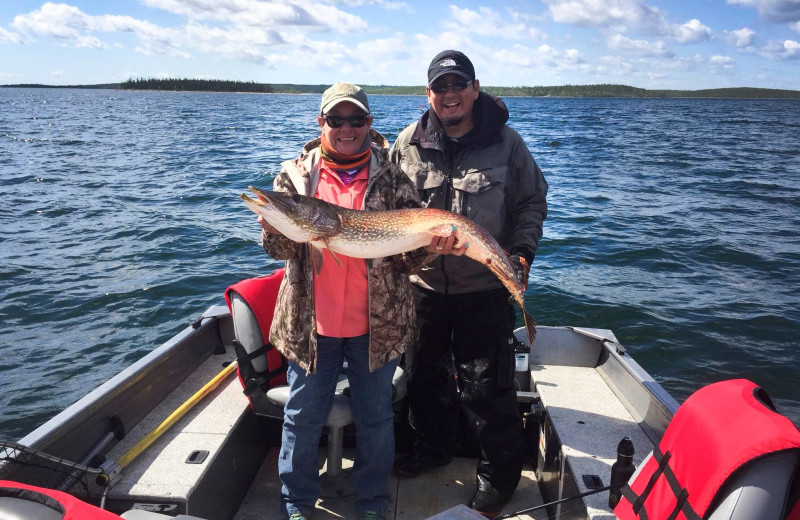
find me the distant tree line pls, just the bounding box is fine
[652,87,800,99]
[120,77,274,93]
[483,84,647,98]
[5,78,799,99]
[481,84,800,99]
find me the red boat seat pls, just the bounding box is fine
[224,268,288,408]
[615,379,800,520]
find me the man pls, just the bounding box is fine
[260,83,428,520]
[389,50,548,518]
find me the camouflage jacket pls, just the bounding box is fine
[262,129,434,373]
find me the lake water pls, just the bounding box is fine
[1,88,799,443]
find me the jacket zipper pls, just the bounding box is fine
[440,136,460,296]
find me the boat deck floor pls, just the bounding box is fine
[102,337,651,520]
[234,448,546,520]
[103,348,545,520]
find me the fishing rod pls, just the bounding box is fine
[114,360,238,470]
[1,359,240,509]
[495,484,613,519]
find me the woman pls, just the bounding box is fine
[258,83,431,520]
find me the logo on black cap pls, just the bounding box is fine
[427,50,476,85]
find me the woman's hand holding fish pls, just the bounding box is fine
[426,233,467,256]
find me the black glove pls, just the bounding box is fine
[509,254,530,290]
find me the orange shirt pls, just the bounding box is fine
[312,164,369,338]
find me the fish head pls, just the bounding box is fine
[243,187,341,241]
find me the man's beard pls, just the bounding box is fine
[441,116,463,127]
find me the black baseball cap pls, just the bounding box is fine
[427,50,476,86]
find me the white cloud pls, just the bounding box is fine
[759,38,800,59]
[595,55,635,76]
[3,0,798,88]
[13,3,89,40]
[709,55,735,70]
[331,0,412,10]
[299,4,370,33]
[141,0,315,24]
[726,0,800,23]
[608,33,673,57]
[493,43,586,73]
[544,0,715,46]
[177,23,282,63]
[781,39,800,57]
[13,3,179,47]
[72,35,106,48]
[412,31,473,62]
[8,1,370,67]
[674,19,712,44]
[141,0,369,32]
[543,0,667,32]
[728,27,758,47]
[0,27,22,43]
[446,6,546,40]
[352,36,409,78]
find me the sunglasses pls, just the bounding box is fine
[430,79,472,94]
[323,114,369,128]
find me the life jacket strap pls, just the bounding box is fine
[631,449,672,514]
[622,448,702,520]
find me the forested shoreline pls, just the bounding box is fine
[3,77,799,99]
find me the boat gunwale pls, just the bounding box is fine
[17,306,229,463]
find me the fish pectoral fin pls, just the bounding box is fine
[310,245,324,276]
[426,224,454,238]
[319,238,343,267]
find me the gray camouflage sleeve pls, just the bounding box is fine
[508,134,548,263]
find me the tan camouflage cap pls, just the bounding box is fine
[320,82,370,115]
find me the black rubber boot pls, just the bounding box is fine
[468,486,513,518]
[392,449,452,478]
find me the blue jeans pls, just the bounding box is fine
[278,334,397,517]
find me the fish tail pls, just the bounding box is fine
[522,308,537,347]
[510,289,537,347]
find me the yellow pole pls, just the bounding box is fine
[116,360,238,469]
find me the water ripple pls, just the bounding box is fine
[1,90,799,441]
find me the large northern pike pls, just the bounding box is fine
[241,187,537,345]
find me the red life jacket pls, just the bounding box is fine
[789,501,800,520]
[0,480,122,520]
[224,269,287,408]
[615,379,800,520]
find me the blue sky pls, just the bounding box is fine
[1,0,799,90]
